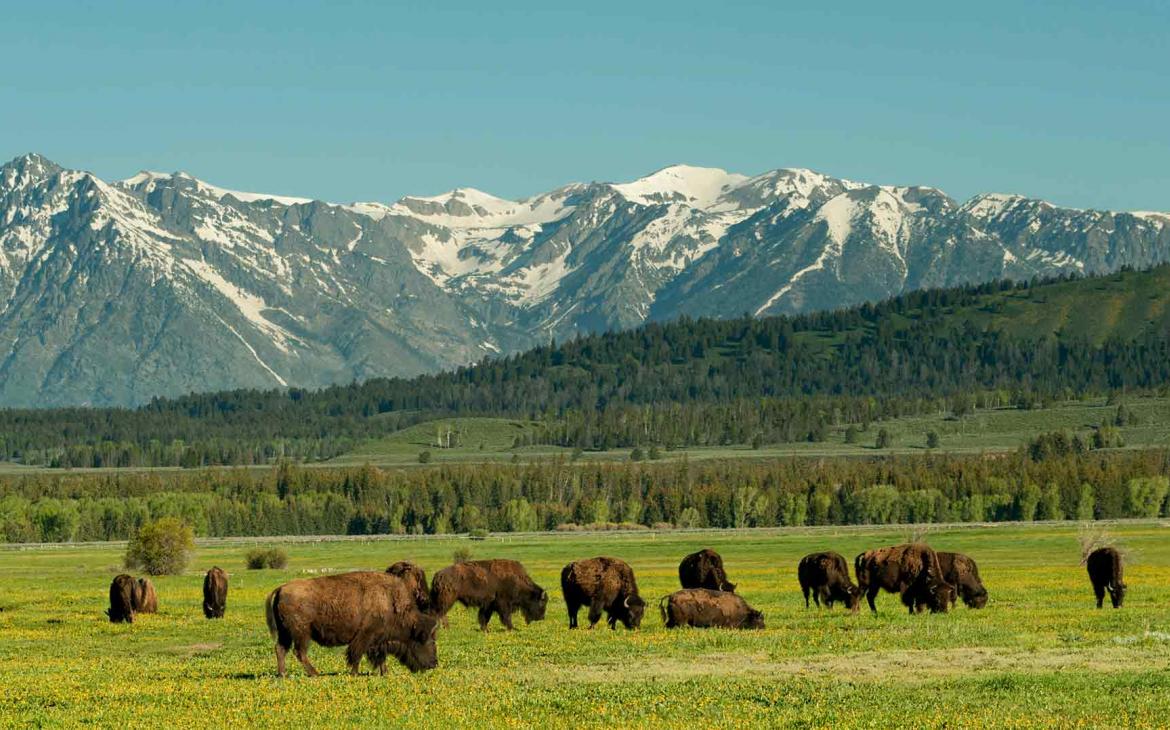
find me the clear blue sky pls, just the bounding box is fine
[3,0,1167,210]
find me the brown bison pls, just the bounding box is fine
[265,571,439,676]
[560,557,646,630]
[1087,547,1126,609]
[203,567,228,619]
[854,543,952,614]
[798,551,860,612]
[134,577,158,614]
[386,561,430,611]
[107,574,138,623]
[430,559,548,631]
[678,548,736,592]
[935,552,988,609]
[660,588,764,629]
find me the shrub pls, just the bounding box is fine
[453,546,473,562]
[468,528,489,540]
[875,428,893,449]
[418,450,432,464]
[125,517,194,575]
[926,431,940,449]
[245,547,288,570]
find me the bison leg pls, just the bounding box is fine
[866,586,880,613]
[801,584,810,608]
[498,605,516,631]
[1093,583,1105,609]
[293,637,318,677]
[586,599,605,629]
[567,598,580,629]
[275,640,289,677]
[477,606,494,631]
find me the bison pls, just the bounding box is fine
[430,559,548,631]
[854,543,952,614]
[935,551,988,609]
[798,551,860,612]
[203,567,228,619]
[386,561,430,612]
[660,588,764,629]
[560,557,646,630]
[265,571,439,676]
[134,577,158,614]
[678,548,736,592]
[107,574,138,623]
[1087,547,1126,609]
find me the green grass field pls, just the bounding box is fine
[325,397,1170,467]
[2,522,1169,727]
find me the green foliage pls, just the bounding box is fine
[418,450,432,464]
[452,546,473,562]
[1076,483,1096,520]
[124,517,194,575]
[875,429,893,449]
[1126,477,1169,518]
[244,547,288,570]
[926,431,940,449]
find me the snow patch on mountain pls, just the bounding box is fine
[611,165,749,208]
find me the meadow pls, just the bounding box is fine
[328,395,1170,467]
[1,522,1169,727]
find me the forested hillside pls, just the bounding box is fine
[2,266,1170,467]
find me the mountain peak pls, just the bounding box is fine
[1,152,64,186]
[609,164,749,208]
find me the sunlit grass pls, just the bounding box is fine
[1,523,1169,727]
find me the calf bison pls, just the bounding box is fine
[678,548,736,592]
[935,551,988,609]
[560,557,646,630]
[854,543,952,614]
[1086,547,1126,609]
[134,577,158,614]
[265,571,439,676]
[430,559,548,631]
[386,561,430,611]
[107,574,138,623]
[660,589,764,629]
[798,551,860,612]
[203,567,228,619]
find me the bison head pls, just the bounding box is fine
[616,594,646,629]
[520,587,549,624]
[844,584,861,613]
[719,579,737,593]
[964,588,989,609]
[742,609,765,630]
[383,613,440,673]
[1109,582,1127,608]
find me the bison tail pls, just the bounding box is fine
[265,588,281,639]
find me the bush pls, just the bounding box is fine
[245,547,288,570]
[875,429,893,449]
[453,546,473,562]
[468,528,489,540]
[418,450,432,464]
[125,517,194,575]
[926,431,940,449]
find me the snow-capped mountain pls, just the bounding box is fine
[1,153,1167,407]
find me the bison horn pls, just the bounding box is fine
[540,590,548,601]
[623,595,632,608]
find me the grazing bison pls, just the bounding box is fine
[203,567,228,619]
[560,557,646,630]
[798,551,860,612]
[678,548,736,592]
[854,543,951,614]
[935,552,988,609]
[386,561,430,612]
[660,588,764,629]
[265,571,439,676]
[1087,547,1126,609]
[107,574,138,623]
[430,559,548,631]
[134,578,158,614]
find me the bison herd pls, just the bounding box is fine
[103,542,1130,676]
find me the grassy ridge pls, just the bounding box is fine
[326,396,1170,466]
[2,523,1169,727]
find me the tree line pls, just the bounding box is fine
[2,448,1167,543]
